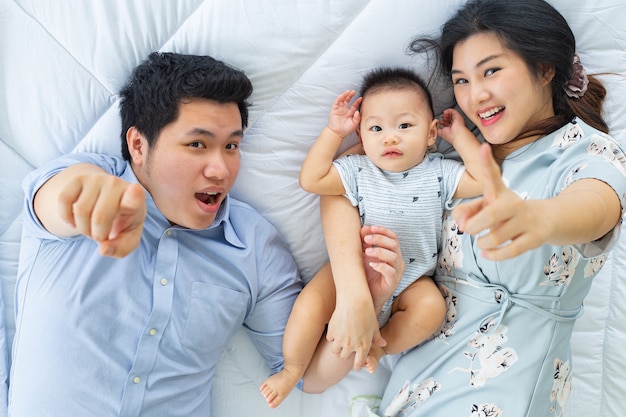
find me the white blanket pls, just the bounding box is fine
[1,1,625,416]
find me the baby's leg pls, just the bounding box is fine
[301,265,372,393]
[365,276,446,373]
[260,263,336,408]
[301,329,357,394]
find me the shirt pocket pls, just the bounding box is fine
[181,282,248,354]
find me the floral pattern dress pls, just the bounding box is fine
[367,119,626,417]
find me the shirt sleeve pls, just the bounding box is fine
[439,155,466,209]
[553,129,626,257]
[241,220,303,374]
[332,154,362,207]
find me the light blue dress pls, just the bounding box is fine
[372,119,626,417]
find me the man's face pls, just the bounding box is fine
[130,98,243,229]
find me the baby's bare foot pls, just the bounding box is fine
[364,345,386,374]
[260,369,300,408]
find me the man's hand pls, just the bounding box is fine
[35,163,147,258]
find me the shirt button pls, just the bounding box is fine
[133,376,141,384]
[166,230,173,236]
[149,328,157,336]
[160,278,168,286]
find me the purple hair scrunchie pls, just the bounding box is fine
[564,52,589,99]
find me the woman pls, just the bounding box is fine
[322,0,626,415]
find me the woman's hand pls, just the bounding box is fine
[453,143,554,260]
[455,143,622,261]
[325,224,405,369]
[360,225,405,314]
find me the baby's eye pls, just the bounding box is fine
[370,125,382,132]
[399,123,410,129]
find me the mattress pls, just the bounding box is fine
[0,0,624,416]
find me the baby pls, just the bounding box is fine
[261,66,482,408]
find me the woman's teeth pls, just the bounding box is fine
[479,106,504,119]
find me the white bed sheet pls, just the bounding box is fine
[0,1,624,416]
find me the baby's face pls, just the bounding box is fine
[359,89,437,172]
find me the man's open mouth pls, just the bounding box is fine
[195,192,220,205]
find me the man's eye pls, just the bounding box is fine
[225,143,239,150]
[189,141,204,148]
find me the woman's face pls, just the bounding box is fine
[450,32,555,159]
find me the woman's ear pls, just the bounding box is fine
[126,126,148,167]
[539,63,556,85]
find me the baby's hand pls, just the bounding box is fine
[327,90,362,138]
[437,108,466,145]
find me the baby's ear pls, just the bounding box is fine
[428,119,439,144]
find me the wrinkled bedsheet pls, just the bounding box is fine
[1,1,625,416]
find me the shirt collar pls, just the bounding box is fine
[123,164,246,249]
[207,195,246,249]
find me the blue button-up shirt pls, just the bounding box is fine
[10,153,303,417]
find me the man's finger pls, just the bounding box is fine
[121,183,147,211]
[70,182,106,239]
[107,184,147,241]
[89,180,137,242]
[57,179,84,228]
[100,227,143,258]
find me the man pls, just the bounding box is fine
[9,52,303,416]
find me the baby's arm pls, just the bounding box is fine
[299,90,362,195]
[438,108,483,198]
[321,196,404,370]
